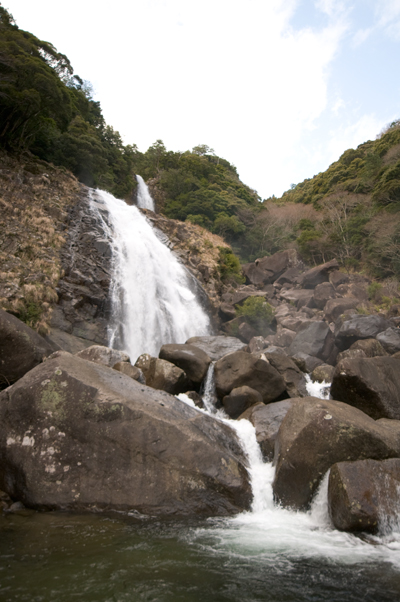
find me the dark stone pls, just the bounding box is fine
[0,309,55,387]
[329,271,349,288]
[113,362,145,384]
[222,386,263,419]
[238,321,258,343]
[240,400,294,461]
[159,344,211,384]
[272,397,400,510]
[328,458,400,533]
[313,282,336,310]
[349,338,388,358]
[289,321,334,362]
[186,335,248,360]
[336,348,367,363]
[135,354,192,394]
[263,353,308,398]
[376,328,400,354]
[331,356,400,420]
[311,364,335,383]
[280,288,315,308]
[0,352,251,516]
[76,345,130,367]
[335,315,391,351]
[323,298,360,322]
[299,259,339,289]
[219,303,236,322]
[291,352,324,373]
[45,329,91,354]
[214,351,286,403]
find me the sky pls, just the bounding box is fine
[5,0,400,199]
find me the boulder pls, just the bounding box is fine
[262,353,308,398]
[335,348,367,364]
[376,328,400,354]
[45,329,91,355]
[273,328,296,348]
[330,357,400,420]
[222,386,263,419]
[299,259,339,289]
[274,267,301,287]
[134,354,191,394]
[75,345,130,367]
[185,336,247,361]
[214,351,286,403]
[311,363,335,383]
[248,336,267,353]
[0,309,56,388]
[323,298,359,322]
[272,397,400,510]
[329,271,349,288]
[291,353,323,373]
[313,282,336,310]
[279,288,315,308]
[328,459,400,533]
[289,321,334,362]
[0,351,251,516]
[113,362,145,384]
[245,250,299,286]
[349,338,388,358]
[218,303,236,322]
[159,344,211,384]
[240,400,293,461]
[335,315,391,351]
[238,322,258,343]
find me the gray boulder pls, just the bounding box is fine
[299,259,339,289]
[335,315,391,351]
[239,400,293,461]
[323,298,359,323]
[159,344,211,384]
[76,345,130,367]
[272,397,400,510]
[328,458,400,533]
[222,386,263,419]
[135,354,192,395]
[289,321,334,362]
[262,353,308,398]
[214,351,286,403]
[313,282,336,310]
[0,309,56,387]
[0,351,251,516]
[376,328,400,354]
[330,356,400,419]
[113,362,146,384]
[291,352,323,373]
[349,338,388,357]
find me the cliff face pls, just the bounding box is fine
[0,151,228,353]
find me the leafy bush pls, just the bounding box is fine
[236,297,275,335]
[217,247,245,284]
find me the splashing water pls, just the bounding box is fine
[90,188,210,361]
[136,174,155,211]
[305,373,331,398]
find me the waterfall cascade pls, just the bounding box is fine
[90,188,210,361]
[136,175,155,211]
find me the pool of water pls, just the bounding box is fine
[1,509,400,602]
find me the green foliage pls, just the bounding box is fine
[368,282,383,302]
[16,300,43,328]
[217,247,245,284]
[236,297,275,335]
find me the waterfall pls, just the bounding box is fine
[89,188,211,361]
[136,175,155,211]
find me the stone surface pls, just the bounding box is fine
[113,362,146,384]
[186,336,248,360]
[328,458,400,533]
[335,348,367,364]
[349,338,388,358]
[262,353,308,398]
[330,356,400,420]
[214,351,286,403]
[0,309,56,387]
[76,345,130,367]
[311,364,335,383]
[313,282,336,310]
[159,344,211,384]
[289,321,334,362]
[335,315,391,351]
[134,354,191,394]
[279,288,315,308]
[272,397,400,510]
[0,351,251,516]
[45,328,91,354]
[240,400,293,461]
[299,260,339,289]
[222,386,263,419]
[323,298,359,323]
[291,353,323,373]
[244,250,299,286]
[376,328,400,354]
[238,322,258,343]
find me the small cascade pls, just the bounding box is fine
[201,362,218,413]
[305,374,331,398]
[136,175,155,211]
[89,188,210,361]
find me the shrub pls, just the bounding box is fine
[218,247,245,284]
[236,297,275,335]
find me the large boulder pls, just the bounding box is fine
[244,250,299,286]
[330,356,400,420]
[323,298,359,323]
[272,397,400,510]
[335,315,391,351]
[75,345,130,367]
[159,344,211,384]
[376,328,400,354]
[222,386,263,419]
[0,309,56,387]
[313,282,336,310]
[328,458,400,533]
[239,400,293,461]
[0,351,251,516]
[289,321,334,362]
[262,353,308,398]
[135,353,192,394]
[349,338,388,357]
[214,351,286,403]
[279,288,314,309]
[299,259,339,289]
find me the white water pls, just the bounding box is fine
[182,370,400,569]
[89,189,210,361]
[136,175,155,211]
[305,374,331,398]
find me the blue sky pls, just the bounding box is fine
[5,0,400,199]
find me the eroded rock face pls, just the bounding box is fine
[239,400,293,461]
[272,397,400,511]
[75,345,130,367]
[0,309,56,388]
[331,357,400,420]
[214,351,286,403]
[0,352,251,516]
[159,344,211,384]
[328,458,400,533]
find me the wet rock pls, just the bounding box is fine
[222,386,263,419]
[240,400,294,461]
[186,335,248,360]
[335,315,391,351]
[330,356,400,419]
[272,397,400,510]
[289,321,334,362]
[159,344,211,384]
[311,364,335,383]
[0,351,251,516]
[0,309,56,388]
[376,328,400,354]
[328,458,400,533]
[76,345,130,367]
[214,351,286,403]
